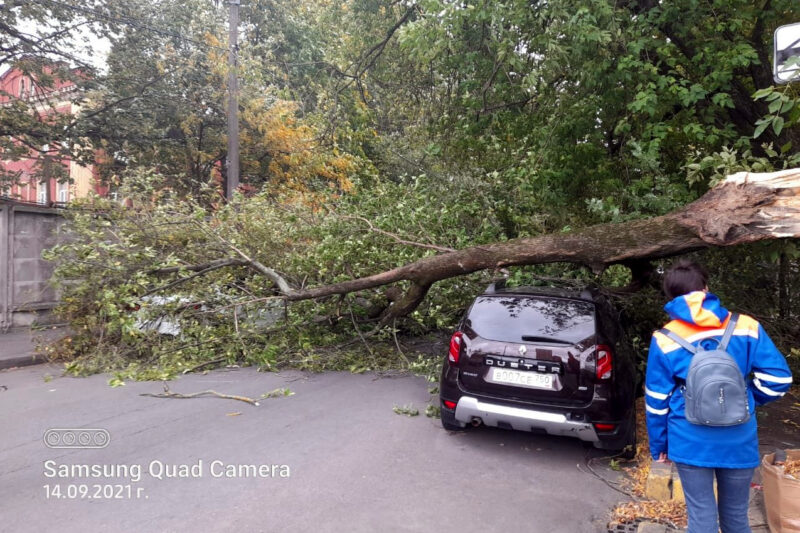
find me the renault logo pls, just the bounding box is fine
[518,345,527,355]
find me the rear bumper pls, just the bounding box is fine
[453,396,600,442]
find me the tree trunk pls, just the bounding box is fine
[778,251,789,319]
[173,169,800,319]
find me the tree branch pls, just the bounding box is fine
[144,261,244,296]
[149,258,247,275]
[339,214,455,253]
[190,221,295,295]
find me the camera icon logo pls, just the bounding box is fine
[44,429,110,449]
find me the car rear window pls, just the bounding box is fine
[465,295,595,344]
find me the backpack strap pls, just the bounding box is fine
[718,313,739,351]
[657,328,698,354]
[657,312,740,353]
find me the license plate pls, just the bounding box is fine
[488,367,554,390]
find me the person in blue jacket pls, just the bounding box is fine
[645,260,792,533]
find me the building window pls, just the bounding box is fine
[18,77,34,98]
[37,181,47,204]
[57,181,69,203]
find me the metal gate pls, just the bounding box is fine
[0,199,64,330]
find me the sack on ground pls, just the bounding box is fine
[762,449,800,533]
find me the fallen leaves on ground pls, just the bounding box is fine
[392,403,419,416]
[609,397,688,529]
[611,500,687,528]
[260,387,294,399]
[782,418,800,430]
[776,458,800,478]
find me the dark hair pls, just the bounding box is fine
[663,260,708,299]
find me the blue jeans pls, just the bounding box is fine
[675,463,755,533]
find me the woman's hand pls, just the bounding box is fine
[656,452,669,463]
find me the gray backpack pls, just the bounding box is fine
[659,313,750,427]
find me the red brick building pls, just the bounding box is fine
[0,62,105,204]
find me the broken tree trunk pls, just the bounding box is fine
[155,169,800,322]
[268,169,800,321]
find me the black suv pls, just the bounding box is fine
[439,283,638,458]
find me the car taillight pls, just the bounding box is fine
[596,344,613,380]
[594,423,616,432]
[448,332,463,365]
[443,400,456,410]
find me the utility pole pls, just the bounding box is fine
[226,0,240,199]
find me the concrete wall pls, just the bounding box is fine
[0,200,64,329]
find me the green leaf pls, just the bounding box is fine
[781,141,793,154]
[772,116,785,136]
[753,119,771,139]
[752,87,774,100]
[768,98,783,114]
[711,92,734,108]
[260,387,294,399]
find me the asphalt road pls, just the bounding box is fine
[0,363,624,533]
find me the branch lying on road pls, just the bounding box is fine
[141,384,260,406]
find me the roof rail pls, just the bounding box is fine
[484,279,507,294]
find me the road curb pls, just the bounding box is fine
[636,522,669,533]
[0,354,47,370]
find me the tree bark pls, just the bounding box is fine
[778,251,789,319]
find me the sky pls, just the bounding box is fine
[0,17,110,77]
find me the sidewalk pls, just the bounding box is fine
[0,327,62,370]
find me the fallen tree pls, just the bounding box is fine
[174,169,800,323]
[46,168,800,377]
